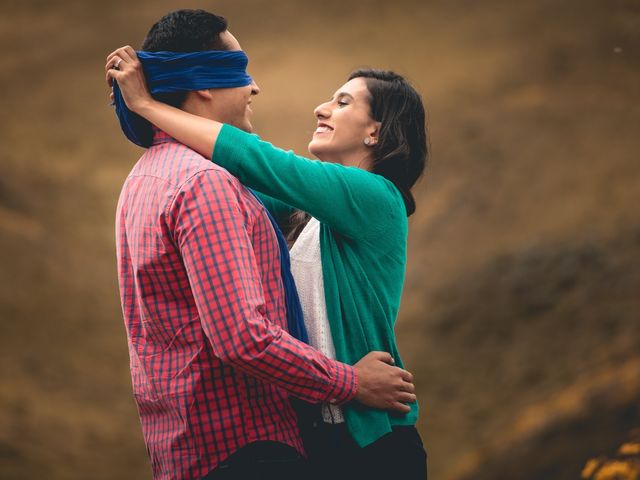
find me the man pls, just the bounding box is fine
[109,9,414,480]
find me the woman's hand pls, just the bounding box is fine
[105,45,221,158]
[105,46,154,113]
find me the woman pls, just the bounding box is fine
[107,47,429,479]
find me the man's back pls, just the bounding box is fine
[116,131,310,479]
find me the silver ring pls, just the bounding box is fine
[114,59,122,70]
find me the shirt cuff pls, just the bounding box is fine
[325,361,358,406]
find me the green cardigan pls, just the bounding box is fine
[214,124,419,447]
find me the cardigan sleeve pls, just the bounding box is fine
[252,191,296,224]
[213,124,404,240]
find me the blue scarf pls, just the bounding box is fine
[112,50,253,147]
[250,191,309,344]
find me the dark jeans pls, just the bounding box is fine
[201,441,307,480]
[304,422,428,480]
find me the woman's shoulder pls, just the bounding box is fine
[335,164,405,206]
[361,171,408,231]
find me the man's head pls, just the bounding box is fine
[141,9,259,132]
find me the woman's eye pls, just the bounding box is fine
[337,100,349,107]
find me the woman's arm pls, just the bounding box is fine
[252,191,296,223]
[137,101,221,160]
[106,46,402,239]
[213,125,402,240]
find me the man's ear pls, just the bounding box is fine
[194,89,214,100]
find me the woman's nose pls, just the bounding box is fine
[314,102,331,119]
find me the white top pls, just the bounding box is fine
[289,217,345,423]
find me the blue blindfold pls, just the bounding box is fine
[112,50,252,147]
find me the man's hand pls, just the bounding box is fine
[353,351,416,414]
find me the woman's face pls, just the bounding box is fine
[308,78,380,166]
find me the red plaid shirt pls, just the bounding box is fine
[115,131,357,480]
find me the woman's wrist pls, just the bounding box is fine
[133,96,159,118]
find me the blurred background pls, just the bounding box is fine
[1,0,639,478]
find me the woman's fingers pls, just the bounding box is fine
[105,56,122,88]
[106,49,124,68]
[106,45,136,71]
[105,56,124,88]
[123,45,138,61]
[112,55,124,70]
[105,57,152,112]
[106,48,120,64]
[117,47,136,64]
[107,45,132,63]
[105,46,141,92]
[106,67,123,84]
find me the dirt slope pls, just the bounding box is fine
[1,1,638,478]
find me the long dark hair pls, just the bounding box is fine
[284,69,428,244]
[349,68,428,217]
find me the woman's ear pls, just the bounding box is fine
[367,121,382,146]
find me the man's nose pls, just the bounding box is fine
[250,80,260,95]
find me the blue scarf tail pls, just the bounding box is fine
[250,192,309,344]
[112,50,252,147]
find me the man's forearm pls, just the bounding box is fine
[214,322,358,404]
[172,169,357,405]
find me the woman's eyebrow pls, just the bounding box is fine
[331,91,355,101]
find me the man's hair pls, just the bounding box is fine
[141,9,230,108]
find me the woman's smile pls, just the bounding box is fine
[314,122,334,135]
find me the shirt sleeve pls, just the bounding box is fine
[166,169,357,405]
[213,124,405,240]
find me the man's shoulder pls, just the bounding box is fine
[157,143,256,204]
[137,141,240,186]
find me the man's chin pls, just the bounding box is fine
[226,119,253,133]
[239,119,253,133]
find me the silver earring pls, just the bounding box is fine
[364,138,371,145]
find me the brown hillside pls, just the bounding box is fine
[1,0,638,479]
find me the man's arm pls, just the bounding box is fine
[167,169,416,412]
[168,169,356,404]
